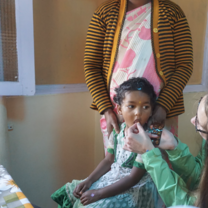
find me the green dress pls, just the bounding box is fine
[51,123,163,208]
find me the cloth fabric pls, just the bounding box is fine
[0,165,33,208]
[51,123,165,208]
[84,0,193,118]
[109,2,163,104]
[141,138,206,207]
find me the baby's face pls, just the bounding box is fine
[117,91,152,128]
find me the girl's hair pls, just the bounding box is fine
[113,77,157,106]
[196,95,208,208]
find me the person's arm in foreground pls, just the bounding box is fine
[165,133,205,190]
[124,123,197,207]
[73,152,114,198]
[80,166,146,205]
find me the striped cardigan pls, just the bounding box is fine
[84,0,193,118]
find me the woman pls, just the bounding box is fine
[123,95,208,207]
[84,0,193,152]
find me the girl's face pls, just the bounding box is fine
[191,95,208,140]
[117,90,152,129]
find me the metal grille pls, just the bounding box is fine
[0,0,18,82]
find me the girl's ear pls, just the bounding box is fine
[117,105,122,115]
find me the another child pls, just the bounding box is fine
[51,77,164,208]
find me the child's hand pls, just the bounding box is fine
[80,189,101,205]
[73,180,92,198]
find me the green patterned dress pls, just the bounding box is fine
[51,123,164,208]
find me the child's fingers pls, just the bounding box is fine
[81,198,89,206]
[80,185,87,193]
[73,189,81,198]
[73,192,80,198]
[80,192,87,200]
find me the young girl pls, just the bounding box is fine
[51,77,164,208]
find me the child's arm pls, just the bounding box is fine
[73,152,114,198]
[80,167,146,205]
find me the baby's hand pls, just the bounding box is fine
[73,180,92,198]
[80,189,101,205]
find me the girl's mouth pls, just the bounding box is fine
[134,119,140,124]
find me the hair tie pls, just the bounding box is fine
[137,82,144,91]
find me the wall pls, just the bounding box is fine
[33,0,106,85]
[172,0,208,84]
[0,97,10,170]
[6,93,97,207]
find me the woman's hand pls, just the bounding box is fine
[73,179,92,198]
[80,189,102,205]
[123,123,155,154]
[159,129,178,150]
[104,108,120,137]
[148,105,167,128]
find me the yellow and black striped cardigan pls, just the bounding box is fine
[84,0,193,118]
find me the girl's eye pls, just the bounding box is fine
[128,105,134,109]
[143,105,149,109]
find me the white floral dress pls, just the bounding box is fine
[51,123,164,208]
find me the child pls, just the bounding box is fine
[51,77,164,208]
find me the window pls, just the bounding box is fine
[0,0,35,96]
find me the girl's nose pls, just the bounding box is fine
[135,108,141,116]
[190,116,196,126]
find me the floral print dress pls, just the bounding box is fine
[51,123,164,208]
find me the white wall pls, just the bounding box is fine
[6,92,97,208]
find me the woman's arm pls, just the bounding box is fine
[142,149,197,207]
[165,138,205,190]
[158,128,204,190]
[156,11,193,114]
[73,152,114,198]
[84,11,112,114]
[80,167,146,205]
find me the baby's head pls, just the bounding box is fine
[113,77,156,128]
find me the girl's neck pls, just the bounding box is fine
[127,0,151,12]
[124,126,129,137]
